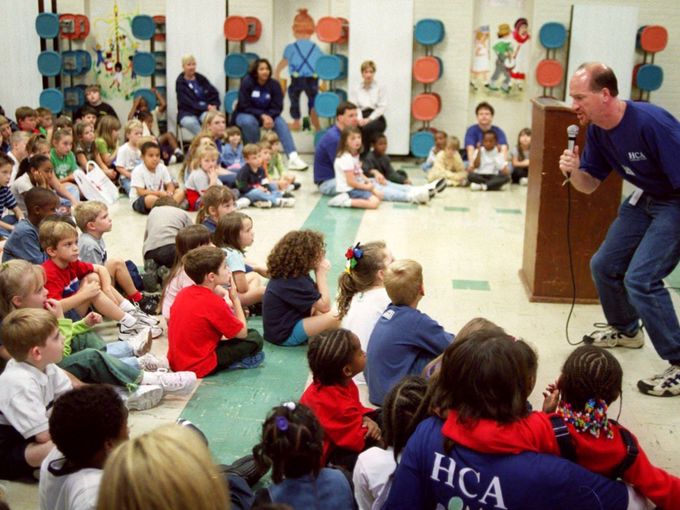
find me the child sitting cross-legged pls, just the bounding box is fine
[236,144,295,208]
[3,187,58,264]
[185,144,222,212]
[38,220,161,340]
[168,245,264,377]
[428,136,467,187]
[195,185,236,233]
[130,141,184,215]
[0,309,73,480]
[39,384,128,510]
[366,259,454,406]
[74,201,158,315]
[467,129,511,191]
[262,132,298,192]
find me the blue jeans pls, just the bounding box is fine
[590,193,680,362]
[235,113,297,155]
[119,175,131,195]
[372,179,412,202]
[318,179,336,196]
[244,188,282,205]
[104,340,140,369]
[0,215,18,238]
[180,112,208,136]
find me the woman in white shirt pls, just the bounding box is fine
[351,60,387,157]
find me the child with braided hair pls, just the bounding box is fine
[441,344,680,509]
[353,375,428,510]
[252,402,355,509]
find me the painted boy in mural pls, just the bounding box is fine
[486,23,513,93]
[275,8,323,131]
[510,18,530,91]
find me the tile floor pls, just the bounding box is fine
[3,156,680,508]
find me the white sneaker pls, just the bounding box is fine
[637,364,680,397]
[236,197,251,209]
[137,352,169,371]
[145,369,197,396]
[132,306,161,326]
[328,192,351,208]
[408,187,430,204]
[519,177,528,186]
[583,324,645,349]
[427,178,447,193]
[276,197,295,207]
[126,384,163,411]
[252,200,272,209]
[119,326,152,355]
[470,182,486,191]
[287,155,309,171]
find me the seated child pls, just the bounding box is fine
[36,107,54,141]
[128,91,183,165]
[130,141,183,214]
[300,329,381,471]
[0,114,11,153]
[262,132,298,191]
[262,230,339,346]
[185,144,222,211]
[11,155,79,215]
[93,115,121,181]
[428,136,467,187]
[8,130,30,184]
[467,130,511,191]
[38,220,159,338]
[363,134,411,185]
[75,84,118,122]
[73,121,98,171]
[421,130,447,172]
[167,246,264,377]
[50,128,80,199]
[115,119,143,194]
[39,385,128,510]
[511,127,531,185]
[221,126,245,170]
[196,185,236,233]
[3,187,58,264]
[15,106,39,135]
[236,144,295,208]
[0,154,24,238]
[366,259,453,406]
[0,309,73,480]
[74,201,157,314]
[252,402,355,509]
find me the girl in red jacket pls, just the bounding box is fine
[300,328,382,471]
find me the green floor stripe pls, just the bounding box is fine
[444,206,470,212]
[393,203,418,210]
[452,279,491,291]
[495,207,522,215]
[179,196,365,462]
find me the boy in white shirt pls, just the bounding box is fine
[468,130,510,191]
[130,141,183,214]
[0,309,74,480]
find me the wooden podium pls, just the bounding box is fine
[519,98,622,303]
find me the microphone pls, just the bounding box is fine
[563,125,580,186]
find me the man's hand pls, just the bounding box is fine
[559,145,581,181]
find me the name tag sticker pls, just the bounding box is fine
[251,90,261,98]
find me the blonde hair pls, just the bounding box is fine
[1,308,57,361]
[384,259,423,305]
[181,54,196,66]
[179,135,216,182]
[200,111,227,141]
[124,119,143,139]
[262,132,280,144]
[39,220,78,250]
[361,60,376,73]
[97,424,230,510]
[242,143,260,158]
[195,144,220,167]
[446,136,460,151]
[74,201,107,231]
[95,115,121,152]
[0,260,45,319]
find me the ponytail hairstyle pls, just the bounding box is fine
[382,375,429,460]
[161,225,212,306]
[26,134,50,157]
[15,154,51,184]
[196,185,235,225]
[336,241,387,319]
[253,402,323,483]
[51,126,73,147]
[336,126,361,158]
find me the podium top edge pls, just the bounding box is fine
[531,97,573,111]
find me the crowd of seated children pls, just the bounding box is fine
[236,143,295,208]
[185,144,222,211]
[467,129,511,191]
[167,245,264,377]
[213,212,267,308]
[262,230,338,346]
[366,258,453,406]
[3,187,57,264]
[129,141,183,215]
[0,154,24,238]
[196,185,236,233]
[428,135,467,187]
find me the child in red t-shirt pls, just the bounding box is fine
[167,245,264,377]
[300,328,381,472]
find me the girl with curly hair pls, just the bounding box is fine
[262,229,339,346]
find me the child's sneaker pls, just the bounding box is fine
[427,178,447,194]
[253,200,272,209]
[276,197,295,207]
[328,192,352,208]
[228,351,265,370]
[470,182,487,191]
[637,364,680,397]
[218,454,270,486]
[138,293,160,315]
[144,369,197,395]
[408,187,430,204]
[519,177,529,186]
[236,197,251,209]
[137,352,169,371]
[119,326,152,355]
[125,384,164,411]
[583,324,645,349]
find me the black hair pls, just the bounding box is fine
[382,375,428,459]
[249,58,273,81]
[49,384,127,468]
[559,345,623,410]
[16,154,51,180]
[24,187,59,211]
[0,153,12,168]
[482,129,497,142]
[80,105,97,117]
[336,101,358,117]
[307,328,359,386]
[253,402,323,483]
[475,101,495,116]
[140,140,160,155]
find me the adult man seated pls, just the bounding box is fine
[464,101,508,163]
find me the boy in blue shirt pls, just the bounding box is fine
[366,259,453,406]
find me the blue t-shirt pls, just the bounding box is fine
[283,39,323,78]
[263,468,354,509]
[202,217,217,233]
[221,143,244,168]
[262,275,320,344]
[581,100,680,196]
[367,304,453,406]
[384,417,631,510]
[2,219,45,264]
[313,125,341,184]
[464,124,508,150]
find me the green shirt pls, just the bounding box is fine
[50,148,78,179]
[95,137,117,158]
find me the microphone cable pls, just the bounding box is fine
[564,180,584,346]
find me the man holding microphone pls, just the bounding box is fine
[559,61,680,397]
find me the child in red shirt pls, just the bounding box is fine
[167,245,264,377]
[300,328,381,471]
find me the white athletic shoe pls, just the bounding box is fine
[328,192,351,208]
[637,364,680,397]
[120,326,152,356]
[470,182,487,191]
[287,155,309,171]
[276,197,296,207]
[137,352,169,372]
[144,369,197,396]
[236,197,251,209]
[408,187,430,204]
[126,384,164,411]
[583,324,645,349]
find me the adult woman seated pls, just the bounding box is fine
[176,54,220,136]
[350,60,387,157]
[233,58,308,171]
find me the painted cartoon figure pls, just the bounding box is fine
[470,26,490,90]
[274,8,323,131]
[486,23,513,93]
[510,18,530,91]
[110,62,123,91]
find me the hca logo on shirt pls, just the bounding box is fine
[628,152,647,162]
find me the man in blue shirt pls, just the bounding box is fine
[313,101,358,195]
[464,101,508,163]
[559,62,680,397]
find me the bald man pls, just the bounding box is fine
[559,62,680,397]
